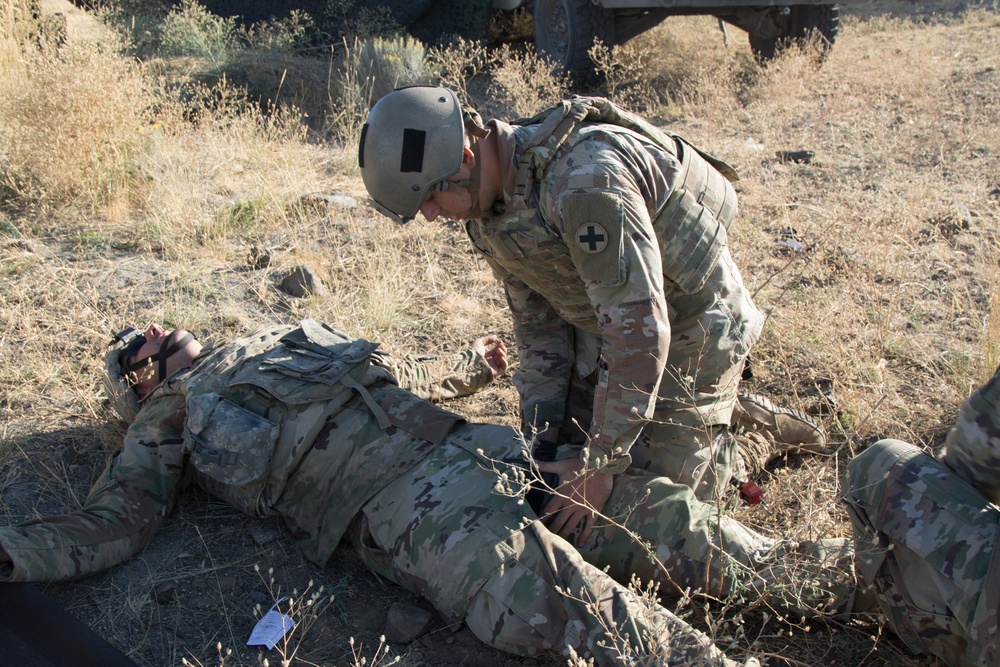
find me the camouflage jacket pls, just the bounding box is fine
[942,364,1000,506]
[467,116,745,469]
[0,321,495,583]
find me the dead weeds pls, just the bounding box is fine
[1,1,996,665]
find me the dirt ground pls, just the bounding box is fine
[2,0,997,665]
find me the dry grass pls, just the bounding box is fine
[2,1,999,665]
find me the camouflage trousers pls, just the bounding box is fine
[842,439,1000,667]
[578,469,862,621]
[350,423,751,666]
[553,251,762,502]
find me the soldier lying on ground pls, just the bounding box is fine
[843,364,1000,667]
[359,87,826,543]
[0,321,871,664]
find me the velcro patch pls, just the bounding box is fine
[560,191,625,287]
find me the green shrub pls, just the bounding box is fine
[159,0,235,62]
[239,10,314,54]
[357,35,432,102]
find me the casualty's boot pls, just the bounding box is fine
[733,394,826,478]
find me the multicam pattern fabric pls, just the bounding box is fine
[0,322,481,580]
[941,365,1000,505]
[469,107,763,496]
[0,321,779,665]
[843,366,1000,667]
[583,470,861,621]
[352,427,760,666]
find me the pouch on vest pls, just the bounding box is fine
[185,321,385,497]
[185,391,279,487]
[655,187,728,295]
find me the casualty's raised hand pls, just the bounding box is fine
[474,335,509,378]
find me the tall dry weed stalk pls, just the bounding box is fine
[427,36,490,106]
[325,36,376,150]
[0,39,152,209]
[484,43,569,119]
[0,0,30,77]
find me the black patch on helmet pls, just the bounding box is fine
[358,123,369,168]
[400,128,426,173]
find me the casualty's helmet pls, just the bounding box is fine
[103,326,144,424]
[358,86,465,223]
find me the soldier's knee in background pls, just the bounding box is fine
[842,438,999,667]
[843,439,916,517]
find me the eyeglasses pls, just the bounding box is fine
[427,179,455,194]
[111,327,145,357]
[124,335,147,360]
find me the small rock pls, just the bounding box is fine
[279,265,328,298]
[249,522,281,547]
[384,602,433,644]
[153,580,178,604]
[247,245,271,270]
[776,149,814,164]
[301,190,358,211]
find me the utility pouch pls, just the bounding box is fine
[185,391,279,491]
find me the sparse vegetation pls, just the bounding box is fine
[1,0,997,665]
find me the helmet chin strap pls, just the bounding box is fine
[431,142,493,220]
[462,111,495,219]
[429,112,498,220]
[126,330,194,385]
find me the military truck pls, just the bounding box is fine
[493,0,846,81]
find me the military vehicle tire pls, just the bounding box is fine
[748,4,840,61]
[533,0,616,84]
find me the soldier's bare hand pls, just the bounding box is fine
[536,459,613,547]
[474,335,508,378]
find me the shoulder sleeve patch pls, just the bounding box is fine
[559,191,625,287]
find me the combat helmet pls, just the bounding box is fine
[103,327,144,424]
[358,86,465,223]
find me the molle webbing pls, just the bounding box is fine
[509,96,739,212]
[671,138,739,230]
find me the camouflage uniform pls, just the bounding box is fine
[0,320,762,666]
[583,471,860,621]
[842,364,1000,667]
[467,110,763,498]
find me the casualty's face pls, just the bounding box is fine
[126,324,202,397]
